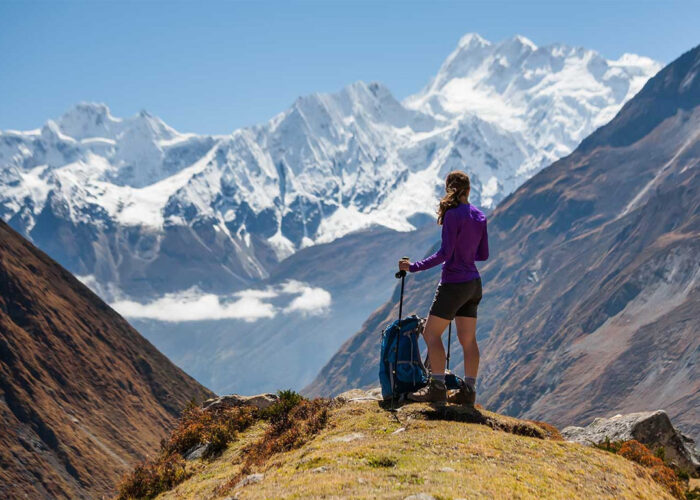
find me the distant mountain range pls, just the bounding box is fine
[0,34,658,297]
[0,34,661,395]
[307,45,700,440]
[0,220,213,499]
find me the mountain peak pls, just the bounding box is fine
[57,101,121,140]
[457,32,491,49]
[504,34,537,51]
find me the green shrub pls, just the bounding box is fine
[367,455,397,468]
[260,389,304,423]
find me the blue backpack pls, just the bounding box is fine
[379,265,465,401]
[379,314,429,400]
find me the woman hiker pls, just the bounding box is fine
[398,170,489,405]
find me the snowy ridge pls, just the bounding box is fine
[405,34,662,173]
[0,34,661,296]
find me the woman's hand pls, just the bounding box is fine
[398,258,411,272]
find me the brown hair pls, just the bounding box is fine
[437,171,470,225]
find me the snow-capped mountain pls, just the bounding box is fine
[0,35,660,301]
[0,33,662,394]
[405,33,660,174]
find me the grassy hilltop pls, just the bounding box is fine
[118,391,687,499]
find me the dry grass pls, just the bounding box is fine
[158,400,676,499]
[216,398,332,494]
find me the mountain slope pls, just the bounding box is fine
[0,220,214,499]
[307,45,699,438]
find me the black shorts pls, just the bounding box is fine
[429,278,482,320]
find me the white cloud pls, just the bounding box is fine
[111,288,276,322]
[283,285,332,316]
[108,281,332,322]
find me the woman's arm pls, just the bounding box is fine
[409,209,458,272]
[475,220,489,261]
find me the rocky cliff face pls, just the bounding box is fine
[0,220,214,499]
[307,45,700,439]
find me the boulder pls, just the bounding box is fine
[235,473,264,489]
[562,410,699,475]
[335,387,383,403]
[202,393,278,412]
[183,443,210,461]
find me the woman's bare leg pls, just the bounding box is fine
[423,314,451,375]
[455,316,479,378]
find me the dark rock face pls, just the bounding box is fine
[562,411,700,476]
[307,46,700,440]
[0,221,215,499]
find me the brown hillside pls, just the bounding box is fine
[0,220,215,499]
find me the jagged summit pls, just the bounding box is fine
[457,32,491,48]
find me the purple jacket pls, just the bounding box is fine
[409,203,489,283]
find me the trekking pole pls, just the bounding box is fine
[392,257,409,408]
[446,321,452,370]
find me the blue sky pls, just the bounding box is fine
[1,0,698,135]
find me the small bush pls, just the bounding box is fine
[596,439,685,499]
[117,453,189,500]
[685,487,700,500]
[260,389,304,423]
[220,397,331,494]
[527,420,563,441]
[595,436,623,454]
[118,404,259,499]
[367,455,397,468]
[163,404,258,458]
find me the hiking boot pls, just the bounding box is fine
[448,383,476,407]
[408,378,447,403]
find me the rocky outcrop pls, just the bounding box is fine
[334,388,383,403]
[202,393,279,412]
[562,410,700,475]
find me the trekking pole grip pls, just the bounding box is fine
[395,256,409,279]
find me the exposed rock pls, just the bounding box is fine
[562,410,700,475]
[202,393,278,412]
[335,387,383,403]
[310,466,330,473]
[404,494,436,500]
[235,473,264,489]
[330,432,365,443]
[183,443,210,461]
